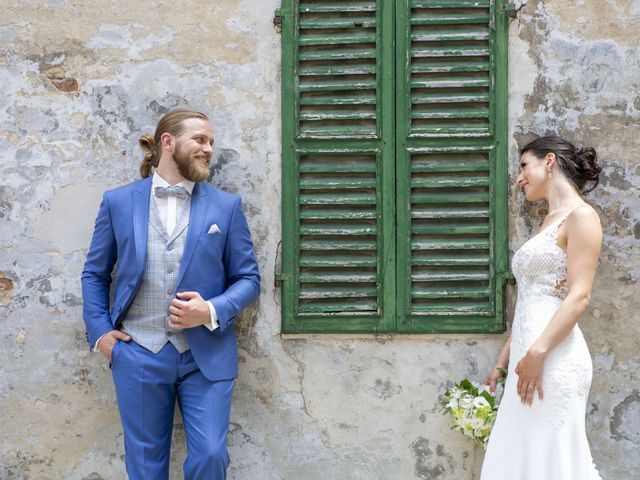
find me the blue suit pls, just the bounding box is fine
[82,176,260,478]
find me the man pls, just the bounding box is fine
[82,108,260,479]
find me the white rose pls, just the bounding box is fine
[473,396,490,409]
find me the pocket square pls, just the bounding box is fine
[207,224,221,234]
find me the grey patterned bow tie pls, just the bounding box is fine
[154,185,189,200]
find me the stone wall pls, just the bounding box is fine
[1,1,637,478]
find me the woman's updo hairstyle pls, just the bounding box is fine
[520,135,602,193]
[139,108,209,178]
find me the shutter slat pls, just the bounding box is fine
[411,0,490,7]
[300,162,376,173]
[300,17,377,29]
[411,13,490,25]
[410,127,491,137]
[411,302,491,314]
[412,206,490,218]
[412,238,490,250]
[300,177,377,189]
[412,62,489,74]
[412,191,489,203]
[411,31,489,42]
[411,77,489,88]
[412,286,490,299]
[411,253,490,265]
[412,46,490,57]
[411,108,489,120]
[300,209,377,220]
[412,270,489,282]
[411,160,488,172]
[411,176,489,188]
[300,272,377,282]
[300,255,377,267]
[300,286,378,299]
[299,32,377,46]
[300,1,377,13]
[411,223,490,235]
[300,225,376,235]
[299,79,377,92]
[298,300,378,313]
[299,49,377,61]
[301,238,377,250]
[300,95,377,106]
[300,192,376,205]
[412,91,489,103]
[299,110,377,121]
[297,126,379,139]
[299,64,377,76]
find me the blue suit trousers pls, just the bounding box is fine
[111,340,234,480]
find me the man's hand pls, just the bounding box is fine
[168,291,210,329]
[97,330,131,362]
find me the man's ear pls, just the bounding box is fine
[160,132,174,152]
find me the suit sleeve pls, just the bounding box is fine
[81,192,118,347]
[209,197,261,331]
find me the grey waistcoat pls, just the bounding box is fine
[121,194,190,353]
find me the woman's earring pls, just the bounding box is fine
[548,170,552,178]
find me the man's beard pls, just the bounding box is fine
[173,143,210,182]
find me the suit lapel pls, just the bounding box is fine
[178,182,208,287]
[133,177,152,276]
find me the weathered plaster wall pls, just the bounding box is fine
[0,1,637,479]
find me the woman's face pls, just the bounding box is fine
[516,151,550,202]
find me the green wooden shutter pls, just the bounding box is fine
[395,0,509,332]
[281,0,396,333]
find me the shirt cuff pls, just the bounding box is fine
[205,301,220,331]
[93,333,107,352]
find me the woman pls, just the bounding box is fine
[481,136,603,479]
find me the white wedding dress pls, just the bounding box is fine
[481,210,601,479]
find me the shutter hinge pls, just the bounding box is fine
[502,3,518,19]
[500,271,515,286]
[273,9,284,33]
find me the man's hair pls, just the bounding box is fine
[139,108,209,178]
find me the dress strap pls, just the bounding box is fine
[554,203,586,229]
[546,203,588,247]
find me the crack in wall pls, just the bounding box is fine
[280,341,331,450]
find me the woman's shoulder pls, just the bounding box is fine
[565,202,602,237]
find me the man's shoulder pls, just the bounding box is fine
[198,182,242,204]
[104,177,151,200]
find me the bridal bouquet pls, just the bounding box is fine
[439,379,499,449]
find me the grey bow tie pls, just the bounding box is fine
[154,185,189,200]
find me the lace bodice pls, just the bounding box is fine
[512,214,571,302]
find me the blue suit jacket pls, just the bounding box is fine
[81,176,260,381]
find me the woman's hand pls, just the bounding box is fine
[484,366,506,394]
[515,348,546,405]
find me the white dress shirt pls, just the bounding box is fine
[94,173,218,352]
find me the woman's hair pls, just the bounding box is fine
[520,135,602,193]
[139,108,209,178]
